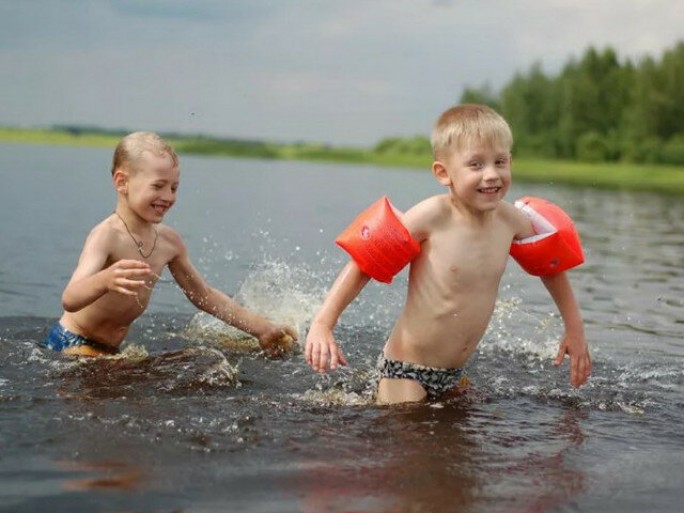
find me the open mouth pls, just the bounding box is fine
[152,204,168,215]
[478,186,501,194]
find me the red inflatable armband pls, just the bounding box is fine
[509,197,584,276]
[335,196,420,283]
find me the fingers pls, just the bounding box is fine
[305,339,313,365]
[338,352,348,366]
[282,325,299,341]
[117,259,152,269]
[571,351,580,386]
[304,325,345,373]
[329,344,340,371]
[573,354,592,387]
[110,264,151,296]
[553,343,566,367]
[308,340,333,373]
[567,352,592,387]
[312,342,328,373]
[554,338,592,387]
[115,267,152,280]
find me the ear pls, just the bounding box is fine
[113,168,129,195]
[432,160,451,186]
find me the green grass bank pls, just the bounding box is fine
[2,127,684,195]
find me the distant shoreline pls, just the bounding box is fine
[2,126,684,195]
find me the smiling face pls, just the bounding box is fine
[432,140,511,213]
[119,150,180,223]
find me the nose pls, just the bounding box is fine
[483,164,500,182]
[162,187,176,203]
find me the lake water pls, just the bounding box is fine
[0,143,682,512]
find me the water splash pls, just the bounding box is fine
[184,259,327,348]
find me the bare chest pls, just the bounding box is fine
[424,225,513,287]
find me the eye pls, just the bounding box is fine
[469,160,483,170]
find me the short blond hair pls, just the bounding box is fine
[431,104,513,159]
[111,131,179,175]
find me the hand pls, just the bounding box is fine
[106,259,152,297]
[553,331,592,387]
[257,324,299,358]
[305,321,347,373]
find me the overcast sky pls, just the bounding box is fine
[1,1,682,145]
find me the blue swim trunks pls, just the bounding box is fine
[44,323,118,354]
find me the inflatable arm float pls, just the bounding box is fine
[335,196,420,283]
[509,197,585,276]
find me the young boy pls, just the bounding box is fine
[305,104,591,404]
[45,131,297,357]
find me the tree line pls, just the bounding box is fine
[375,41,684,165]
[462,41,684,164]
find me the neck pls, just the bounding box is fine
[113,209,159,259]
[114,208,153,234]
[448,194,497,225]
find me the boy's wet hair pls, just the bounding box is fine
[431,104,513,160]
[111,132,179,175]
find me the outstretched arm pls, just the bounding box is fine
[305,260,371,372]
[168,239,297,356]
[541,272,591,387]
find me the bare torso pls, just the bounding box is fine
[384,195,520,368]
[60,219,180,348]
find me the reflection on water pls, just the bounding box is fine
[1,145,683,512]
[59,460,146,492]
[291,402,587,513]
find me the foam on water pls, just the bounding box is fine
[1,258,679,419]
[151,258,682,416]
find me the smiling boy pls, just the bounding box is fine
[46,131,296,357]
[305,104,591,404]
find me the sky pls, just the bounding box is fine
[1,0,683,146]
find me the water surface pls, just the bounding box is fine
[1,143,682,512]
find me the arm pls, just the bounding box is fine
[305,260,371,372]
[168,239,297,356]
[62,227,151,312]
[306,197,433,372]
[540,272,591,387]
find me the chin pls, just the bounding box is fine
[477,193,503,206]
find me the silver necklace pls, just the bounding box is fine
[114,212,158,259]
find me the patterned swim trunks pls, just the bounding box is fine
[44,323,118,354]
[377,355,465,398]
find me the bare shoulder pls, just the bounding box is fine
[497,200,534,239]
[402,194,450,240]
[496,199,519,220]
[157,223,185,248]
[81,216,120,250]
[155,223,190,262]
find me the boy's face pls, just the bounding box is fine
[121,150,180,223]
[433,142,511,212]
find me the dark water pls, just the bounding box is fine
[1,143,683,512]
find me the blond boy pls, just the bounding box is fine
[45,132,297,357]
[305,104,591,404]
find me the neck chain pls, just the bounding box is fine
[114,212,158,259]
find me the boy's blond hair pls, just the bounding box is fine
[431,104,513,160]
[111,131,179,175]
